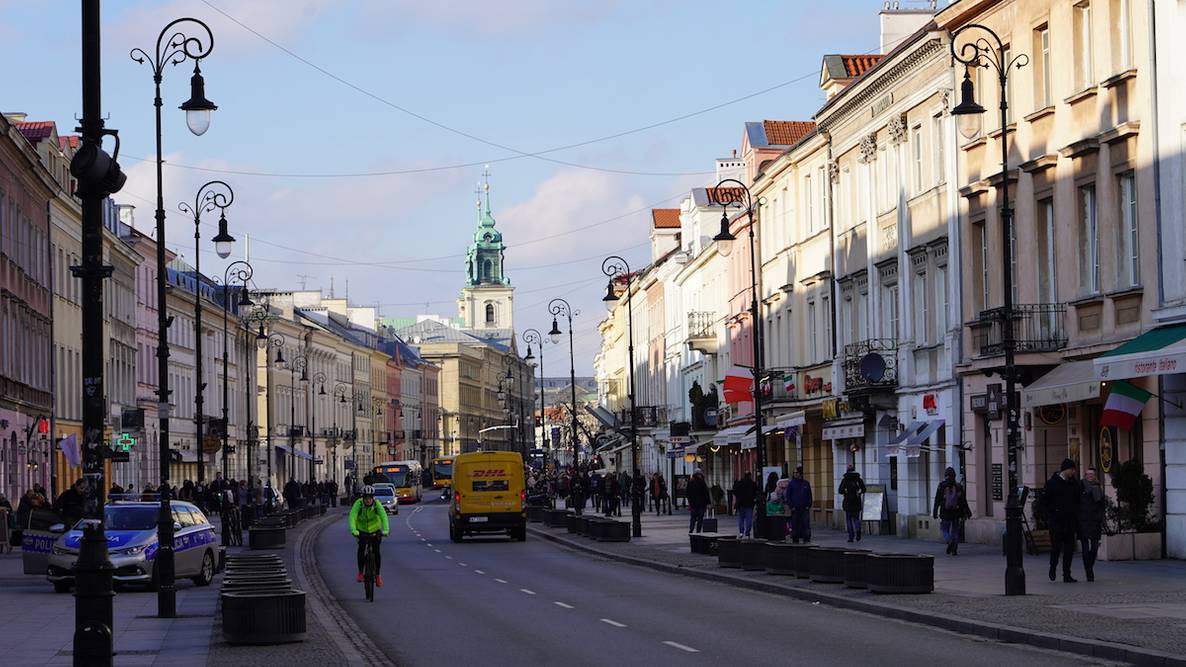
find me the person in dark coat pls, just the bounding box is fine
[53,479,88,528]
[1078,466,1105,582]
[686,469,711,533]
[283,477,302,509]
[838,464,866,542]
[932,467,971,555]
[731,472,759,538]
[602,471,620,517]
[785,466,813,543]
[1044,458,1081,582]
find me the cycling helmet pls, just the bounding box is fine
[361,485,376,497]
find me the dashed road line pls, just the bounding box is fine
[434,549,441,553]
[520,588,536,595]
[600,618,626,628]
[553,602,574,609]
[495,578,508,584]
[445,555,453,560]
[459,562,468,567]
[663,641,699,653]
[474,569,485,575]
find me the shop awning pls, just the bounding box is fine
[822,418,864,441]
[776,411,806,428]
[1022,359,1101,407]
[275,444,312,461]
[1095,323,1186,380]
[762,424,783,435]
[586,405,619,430]
[907,419,945,446]
[888,422,923,446]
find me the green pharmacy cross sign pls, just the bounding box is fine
[116,433,136,451]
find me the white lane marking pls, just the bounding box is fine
[420,538,426,542]
[600,618,626,628]
[434,549,441,553]
[495,578,508,584]
[663,641,700,653]
[426,543,433,547]
[459,562,468,567]
[445,555,453,560]
[474,569,485,575]
[520,588,536,595]
[554,601,574,609]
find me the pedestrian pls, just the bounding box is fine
[686,469,710,533]
[932,467,971,555]
[838,464,866,542]
[630,470,647,517]
[731,472,759,538]
[53,479,87,528]
[283,476,302,509]
[786,466,813,543]
[603,471,620,517]
[1079,466,1105,582]
[1044,458,1081,582]
[590,470,603,512]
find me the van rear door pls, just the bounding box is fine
[463,458,519,514]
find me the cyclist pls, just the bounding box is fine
[348,485,390,587]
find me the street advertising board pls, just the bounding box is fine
[862,484,886,521]
[762,466,782,485]
[673,474,689,500]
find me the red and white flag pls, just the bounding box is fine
[722,366,753,405]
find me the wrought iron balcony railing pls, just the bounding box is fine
[970,303,1068,356]
[842,338,898,392]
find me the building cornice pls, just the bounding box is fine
[816,37,945,132]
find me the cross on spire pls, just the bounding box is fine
[482,164,492,214]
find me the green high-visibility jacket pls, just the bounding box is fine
[348,498,389,536]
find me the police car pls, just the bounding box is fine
[47,499,218,593]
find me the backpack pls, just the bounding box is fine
[943,484,959,511]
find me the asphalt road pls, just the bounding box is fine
[315,498,1103,666]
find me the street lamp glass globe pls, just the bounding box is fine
[713,211,736,258]
[255,325,267,348]
[956,112,983,141]
[602,282,617,312]
[548,319,562,345]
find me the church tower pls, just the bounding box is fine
[459,168,514,330]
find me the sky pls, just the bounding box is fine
[0,0,890,373]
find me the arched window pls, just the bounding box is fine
[485,303,496,325]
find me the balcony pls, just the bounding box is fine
[686,311,718,355]
[970,304,1067,357]
[842,338,898,394]
[617,405,669,429]
[761,366,833,403]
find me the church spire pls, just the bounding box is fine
[482,164,492,218]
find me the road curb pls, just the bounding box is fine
[528,525,1185,666]
[295,509,396,667]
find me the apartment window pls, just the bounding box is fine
[1037,198,1057,304]
[822,294,832,358]
[932,115,945,184]
[974,221,990,311]
[912,125,924,194]
[841,295,853,348]
[883,284,900,341]
[1035,25,1052,107]
[857,288,869,341]
[1112,0,1132,71]
[1002,45,1014,125]
[1009,216,1018,303]
[1118,172,1139,286]
[804,175,813,232]
[935,265,949,339]
[1074,3,1093,91]
[808,300,818,361]
[1079,184,1099,292]
[817,165,826,229]
[913,271,929,345]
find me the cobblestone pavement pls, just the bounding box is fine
[530,506,1186,660]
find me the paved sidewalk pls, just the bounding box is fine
[532,506,1186,661]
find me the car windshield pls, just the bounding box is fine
[373,487,394,498]
[103,506,158,531]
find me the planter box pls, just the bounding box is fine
[717,536,741,568]
[599,520,631,543]
[766,515,787,541]
[866,553,934,594]
[789,544,815,578]
[765,542,795,575]
[689,533,721,555]
[565,513,578,533]
[526,506,545,523]
[222,590,307,644]
[1134,532,1162,560]
[1100,533,1134,561]
[843,549,873,589]
[576,516,591,536]
[739,539,768,571]
[248,527,287,550]
[808,546,849,583]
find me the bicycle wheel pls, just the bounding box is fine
[363,545,375,602]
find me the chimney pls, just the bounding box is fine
[879,1,937,54]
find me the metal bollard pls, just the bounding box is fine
[73,522,114,666]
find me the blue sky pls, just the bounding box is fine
[1,0,885,373]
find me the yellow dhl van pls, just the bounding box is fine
[449,451,526,542]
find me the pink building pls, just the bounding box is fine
[0,115,54,501]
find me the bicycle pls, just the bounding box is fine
[358,531,381,602]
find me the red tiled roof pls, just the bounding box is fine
[839,54,884,78]
[706,186,747,206]
[58,135,80,150]
[15,121,55,145]
[762,120,815,146]
[651,208,680,229]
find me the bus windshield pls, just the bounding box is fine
[433,460,452,481]
[374,466,410,488]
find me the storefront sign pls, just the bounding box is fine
[822,421,864,441]
[987,383,1002,420]
[970,394,988,414]
[1099,427,1114,474]
[922,393,938,416]
[991,463,1003,501]
[821,399,849,420]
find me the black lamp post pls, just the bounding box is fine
[220,261,251,487]
[259,331,285,503]
[370,398,385,465]
[243,308,270,491]
[523,329,545,453]
[950,24,1029,596]
[498,370,514,452]
[131,15,216,620]
[333,384,353,490]
[548,299,579,469]
[313,372,326,482]
[710,178,767,539]
[284,355,308,483]
[178,180,234,486]
[601,256,642,538]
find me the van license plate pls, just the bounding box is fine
[469,517,488,523]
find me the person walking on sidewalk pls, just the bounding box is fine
[838,464,866,542]
[1079,466,1105,582]
[1045,458,1081,582]
[932,467,971,555]
[603,472,620,517]
[786,466,813,543]
[686,469,710,533]
[731,472,759,538]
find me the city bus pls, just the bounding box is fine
[372,460,423,503]
[527,448,547,471]
[431,457,454,489]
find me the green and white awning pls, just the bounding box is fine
[1095,324,1186,380]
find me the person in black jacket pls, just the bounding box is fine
[838,465,866,542]
[1078,466,1105,582]
[932,467,971,555]
[731,472,759,538]
[53,479,88,528]
[686,470,711,533]
[1044,458,1081,582]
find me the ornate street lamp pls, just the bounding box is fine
[523,329,546,454]
[220,261,251,492]
[548,298,580,471]
[602,255,642,538]
[951,23,1029,596]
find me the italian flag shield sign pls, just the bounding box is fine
[1100,381,1152,430]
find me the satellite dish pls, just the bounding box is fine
[859,353,886,382]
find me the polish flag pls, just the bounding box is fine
[722,366,753,405]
